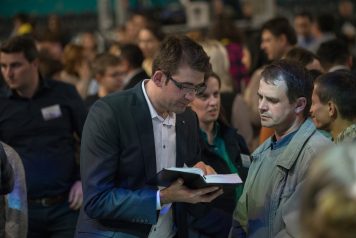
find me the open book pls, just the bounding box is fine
[148,167,242,189]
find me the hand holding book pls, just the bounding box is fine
[148,166,243,189]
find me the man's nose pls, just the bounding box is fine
[258,98,267,111]
[208,96,218,106]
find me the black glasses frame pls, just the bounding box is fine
[166,73,207,95]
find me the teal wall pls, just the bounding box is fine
[0,0,97,18]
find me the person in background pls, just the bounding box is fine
[0,35,86,238]
[76,35,223,238]
[310,13,336,53]
[285,47,324,72]
[58,43,92,98]
[316,38,352,72]
[125,12,151,44]
[138,23,165,76]
[230,59,331,238]
[10,13,33,37]
[310,70,356,143]
[119,43,149,90]
[76,32,99,63]
[189,72,250,238]
[85,53,125,108]
[0,143,14,238]
[294,11,316,50]
[300,143,356,238]
[1,142,27,238]
[198,39,253,150]
[209,13,250,93]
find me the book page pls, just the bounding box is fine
[204,173,242,184]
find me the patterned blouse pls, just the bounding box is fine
[335,124,356,143]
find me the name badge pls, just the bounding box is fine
[241,154,251,168]
[41,104,62,121]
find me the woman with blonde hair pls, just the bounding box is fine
[58,43,92,98]
[301,143,356,238]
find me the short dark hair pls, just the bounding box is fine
[285,47,319,68]
[316,14,335,33]
[294,11,314,22]
[120,43,144,69]
[261,59,313,118]
[92,53,122,76]
[317,39,350,70]
[152,35,211,77]
[0,35,38,62]
[314,70,356,120]
[261,17,297,45]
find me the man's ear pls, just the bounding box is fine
[295,97,307,114]
[328,101,337,118]
[151,70,166,87]
[278,34,288,46]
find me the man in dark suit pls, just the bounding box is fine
[76,35,223,238]
[120,43,149,90]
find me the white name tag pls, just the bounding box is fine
[241,154,251,168]
[41,104,62,121]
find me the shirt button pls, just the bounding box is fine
[163,145,166,149]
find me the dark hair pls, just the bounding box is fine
[152,35,211,77]
[261,17,297,45]
[208,14,244,43]
[0,35,38,62]
[286,47,319,68]
[308,69,323,83]
[142,22,165,42]
[92,53,122,76]
[317,39,350,70]
[120,43,144,68]
[314,70,356,120]
[316,14,335,33]
[261,59,313,118]
[294,11,314,22]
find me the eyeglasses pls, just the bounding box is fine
[166,73,207,95]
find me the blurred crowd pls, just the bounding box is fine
[0,0,356,237]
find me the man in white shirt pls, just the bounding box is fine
[76,35,223,238]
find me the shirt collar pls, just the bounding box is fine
[141,80,176,126]
[270,129,298,150]
[4,74,50,99]
[199,122,220,144]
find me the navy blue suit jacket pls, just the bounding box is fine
[76,82,202,238]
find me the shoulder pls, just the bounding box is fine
[46,78,76,91]
[1,142,21,163]
[304,130,332,154]
[101,86,140,108]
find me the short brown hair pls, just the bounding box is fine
[92,53,122,76]
[152,35,211,78]
[0,35,38,62]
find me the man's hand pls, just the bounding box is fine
[68,180,83,210]
[159,178,223,205]
[194,161,216,175]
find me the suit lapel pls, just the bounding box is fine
[176,114,188,167]
[131,84,157,179]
